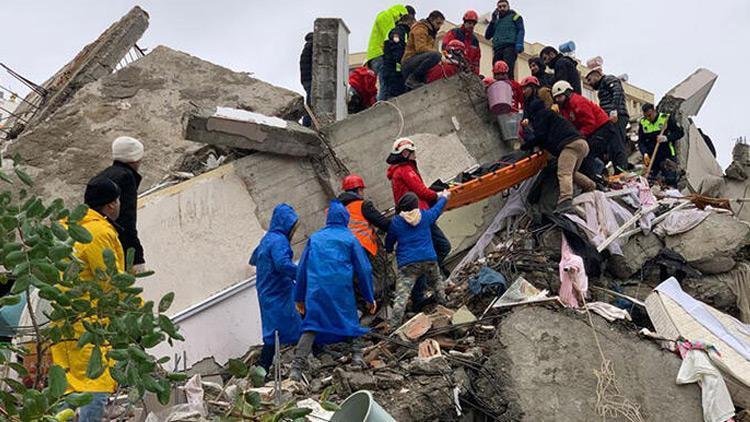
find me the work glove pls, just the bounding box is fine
[551,104,560,113]
[439,190,452,200]
[657,135,668,144]
[521,118,529,127]
[516,43,524,53]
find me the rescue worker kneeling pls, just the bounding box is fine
[290,200,376,381]
[522,98,596,213]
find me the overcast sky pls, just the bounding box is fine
[1,1,747,166]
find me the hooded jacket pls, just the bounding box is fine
[300,32,314,88]
[386,196,447,267]
[592,74,628,117]
[403,19,439,62]
[96,161,144,265]
[523,98,583,156]
[386,155,438,210]
[249,204,302,345]
[367,5,409,62]
[549,54,582,94]
[442,26,481,74]
[348,67,378,111]
[559,92,610,138]
[294,201,374,340]
[50,209,124,394]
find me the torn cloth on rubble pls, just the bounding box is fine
[584,302,632,322]
[565,191,634,255]
[468,266,508,295]
[655,278,750,360]
[653,208,710,237]
[676,349,735,422]
[627,177,658,233]
[559,235,588,308]
[546,212,602,277]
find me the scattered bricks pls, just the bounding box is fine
[370,359,386,369]
[394,312,432,342]
[432,335,458,351]
[417,339,442,360]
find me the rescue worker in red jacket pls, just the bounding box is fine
[425,40,469,84]
[386,138,451,307]
[441,10,481,74]
[348,67,378,114]
[486,61,523,111]
[552,80,629,174]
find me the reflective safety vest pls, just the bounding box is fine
[345,200,378,256]
[641,113,676,156]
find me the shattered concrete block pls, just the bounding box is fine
[608,233,664,279]
[664,213,750,274]
[406,356,450,375]
[451,305,477,325]
[475,307,703,421]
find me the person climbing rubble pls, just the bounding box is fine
[249,203,302,374]
[441,10,481,74]
[366,5,415,101]
[386,138,452,309]
[552,80,630,174]
[520,75,552,109]
[382,13,416,100]
[424,40,470,84]
[337,174,391,304]
[290,200,376,381]
[348,66,378,114]
[385,191,450,329]
[93,136,146,270]
[541,46,582,94]
[585,67,630,155]
[638,103,685,186]
[299,32,313,127]
[521,98,596,213]
[484,0,525,80]
[401,10,445,90]
[487,60,524,111]
[51,176,125,422]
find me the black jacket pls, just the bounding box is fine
[383,23,410,77]
[523,98,583,156]
[299,32,313,89]
[593,74,628,117]
[550,54,582,94]
[337,191,391,232]
[529,57,554,88]
[96,161,144,265]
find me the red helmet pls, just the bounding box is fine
[493,60,509,74]
[520,76,541,88]
[463,10,479,22]
[445,39,466,53]
[342,174,366,191]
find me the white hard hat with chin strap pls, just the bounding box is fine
[551,80,574,98]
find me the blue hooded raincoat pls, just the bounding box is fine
[294,200,374,341]
[249,204,302,345]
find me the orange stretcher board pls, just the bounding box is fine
[445,151,548,211]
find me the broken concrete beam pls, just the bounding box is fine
[184,107,323,157]
[9,6,149,135]
[476,307,702,421]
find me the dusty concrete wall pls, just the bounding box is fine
[311,18,350,125]
[9,46,303,207]
[321,75,512,253]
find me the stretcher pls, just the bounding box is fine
[445,151,548,211]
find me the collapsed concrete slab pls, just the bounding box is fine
[184,107,322,157]
[8,6,150,135]
[321,75,513,253]
[9,46,304,206]
[476,307,703,421]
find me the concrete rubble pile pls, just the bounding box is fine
[6,6,750,422]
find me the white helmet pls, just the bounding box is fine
[392,137,416,154]
[551,80,574,98]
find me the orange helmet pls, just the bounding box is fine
[342,174,366,191]
[520,76,541,88]
[493,60,509,74]
[463,10,479,22]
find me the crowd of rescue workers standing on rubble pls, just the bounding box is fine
[56,1,692,420]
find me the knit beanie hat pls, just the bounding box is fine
[84,176,121,208]
[112,136,144,162]
[397,192,419,213]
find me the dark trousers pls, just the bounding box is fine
[614,115,630,157]
[411,224,452,305]
[589,123,629,174]
[493,46,518,80]
[402,52,442,84]
[259,343,275,373]
[302,82,312,127]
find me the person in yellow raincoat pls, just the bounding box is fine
[50,175,124,422]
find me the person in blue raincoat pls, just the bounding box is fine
[290,200,377,381]
[249,203,302,373]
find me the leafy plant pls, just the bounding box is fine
[0,161,185,420]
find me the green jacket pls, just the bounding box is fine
[366,5,408,62]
